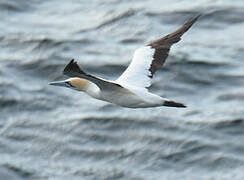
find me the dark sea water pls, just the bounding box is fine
[1,0,244,179]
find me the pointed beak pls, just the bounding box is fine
[48,81,67,87]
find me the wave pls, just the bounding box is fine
[0,164,33,179]
[77,9,136,33]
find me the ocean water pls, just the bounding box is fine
[1,0,244,179]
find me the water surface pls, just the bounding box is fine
[1,0,244,179]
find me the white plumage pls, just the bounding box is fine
[116,46,155,89]
[49,15,200,108]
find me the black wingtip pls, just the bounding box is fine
[189,14,202,23]
[163,101,187,108]
[182,14,201,32]
[63,59,85,77]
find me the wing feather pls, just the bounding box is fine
[116,46,154,88]
[63,59,122,90]
[116,15,200,89]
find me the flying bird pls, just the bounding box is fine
[49,15,200,108]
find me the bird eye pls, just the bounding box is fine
[65,81,73,87]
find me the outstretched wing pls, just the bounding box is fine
[116,15,200,89]
[63,59,123,90]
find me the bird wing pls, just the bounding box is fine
[116,15,200,89]
[63,59,123,91]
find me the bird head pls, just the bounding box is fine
[49,77,89,91]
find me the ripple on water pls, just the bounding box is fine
[1,1,244,179]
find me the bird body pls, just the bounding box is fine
[97,84,166,108]
[58,77,166,108]
[49,15,200,108]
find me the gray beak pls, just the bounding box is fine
[48,81,67,87]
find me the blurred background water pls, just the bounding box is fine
[1,0,244,179]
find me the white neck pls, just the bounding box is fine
[84,82,102,100]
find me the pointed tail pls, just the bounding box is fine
[163,100,186,108]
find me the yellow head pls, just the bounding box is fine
[49,77,89,91]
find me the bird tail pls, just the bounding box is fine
[163,100,186,108]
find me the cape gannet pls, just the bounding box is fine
[49,15,200,108]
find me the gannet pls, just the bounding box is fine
[49,15,200,108]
